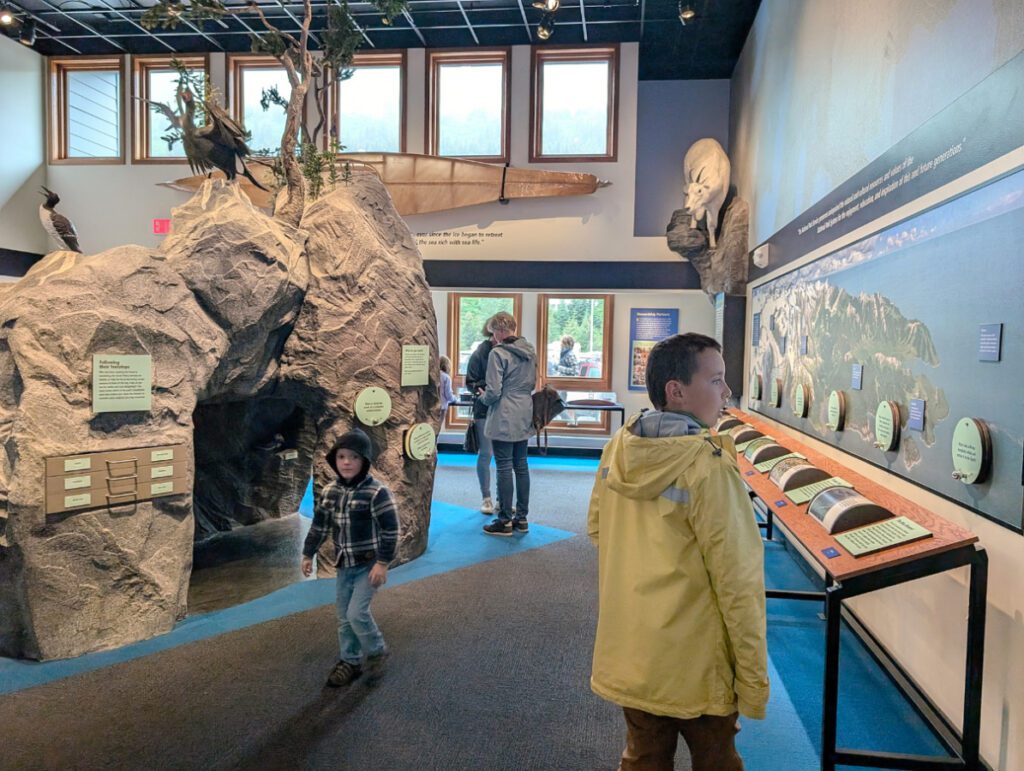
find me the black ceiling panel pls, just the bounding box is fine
[1,0,759,79]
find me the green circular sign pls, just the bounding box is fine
[749,374,763,400]
[770,378,781,408]
[404,423,436,461]
[951,417,991,484]
[354,387,392,426]
[874,401,900,452]
[827,390,846,431]
[793,383,808,418]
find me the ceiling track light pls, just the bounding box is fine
[19,17,36,45]
[0,5,16,26]
[531,0,559,12]
[678,2,695,25]
[537,11,555,40]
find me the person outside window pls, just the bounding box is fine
[556,334,580,376]
[478,311,536,536]
[301,428,399,688]
[438,355,457,428]
[587,333,768,770]
[464,320,497,514]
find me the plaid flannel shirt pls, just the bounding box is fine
[303,474,399,568]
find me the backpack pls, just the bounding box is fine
[531,385,567,454]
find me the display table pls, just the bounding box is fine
[728,409,987,771]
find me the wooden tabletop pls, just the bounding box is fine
[728,409,979,582]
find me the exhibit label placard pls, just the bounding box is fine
[92,355,152,413]
[404,423,436,460]
[874,401,900,451]
[835,516,933,557]
[628,309,679,391]
[827,390,846,431]
[401,345,430,387]
[355,387,393,426]
[951,417,991,485]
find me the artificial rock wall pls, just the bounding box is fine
[0,173,439,660]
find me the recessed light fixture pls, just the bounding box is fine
[537,11,555,40]
[678,3,695,25]
[532,0,559,11]
[0,5,16,25]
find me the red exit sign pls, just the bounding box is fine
[152,218,171,235]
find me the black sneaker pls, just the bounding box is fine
[512,519,529,534]
[483,519,513,536]
[327,660,362,688]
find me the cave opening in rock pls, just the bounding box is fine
[187,397,317,614]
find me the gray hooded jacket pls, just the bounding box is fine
[480,336,537,442]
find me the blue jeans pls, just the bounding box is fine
[492,439,529,522]
[335,563,386,665]
[474,419,494,498]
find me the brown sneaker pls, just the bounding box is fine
[327,660,362,688]
[365,648,390,682]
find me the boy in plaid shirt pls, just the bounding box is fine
[301,428,399,688]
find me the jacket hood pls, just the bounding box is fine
[605,412,720,501]
[499,336,536,362]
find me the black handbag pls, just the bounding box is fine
[463,422,479,454]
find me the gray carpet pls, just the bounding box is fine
[0,459,696,770]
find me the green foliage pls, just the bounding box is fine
[301,142,326,200]
[259,86,289,113]
[457,297,515,356]
[250,28,288,58]
[322,3,362,76]
[546,298,605,356]
[140,0,226,30]
[373,0,406,25]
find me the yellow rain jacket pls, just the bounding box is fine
[588,413,769,720]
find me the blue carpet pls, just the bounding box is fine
[0,501,573,696]
[760,538,948,767]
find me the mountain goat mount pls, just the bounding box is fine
[666,138,750,296]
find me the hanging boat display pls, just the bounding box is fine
[158,151,610,216]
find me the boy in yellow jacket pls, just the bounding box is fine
[589,333,768,771]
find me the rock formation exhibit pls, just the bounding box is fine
[0,172,439,660]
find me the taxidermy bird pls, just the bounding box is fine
[38,187,81,252]
[180,89,268,192]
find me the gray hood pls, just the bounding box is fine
[501,336,537,362]
[630,410,705,439]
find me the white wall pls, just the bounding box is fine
[730,2,1024,768]
[22,43,685,266]
[0,37,46,255]
[431,288,715,444]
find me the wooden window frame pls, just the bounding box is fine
[131,54,209,164]
[537,293,615,436]
[426,48,511,163]
[445,292,523,428]
[333,50,407,154]
[48,56,126,165]
[529,44,619,163]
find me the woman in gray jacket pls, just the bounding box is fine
[477,311,537,536]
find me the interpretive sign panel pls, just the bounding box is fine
[92,355,152,413]
[835,516,933,557]
[628,309,679,391]
[404,423,436,460]
[978,323,1002,362]
[401,345,430,387]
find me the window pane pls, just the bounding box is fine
[437,63,503,157]
[545,298,605,379]
[457,296,514,375]
[540,61,609,156]
[148,69,206,158]
[338,66,401,152]
[67,70,120,158]
[242,68,291,154]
